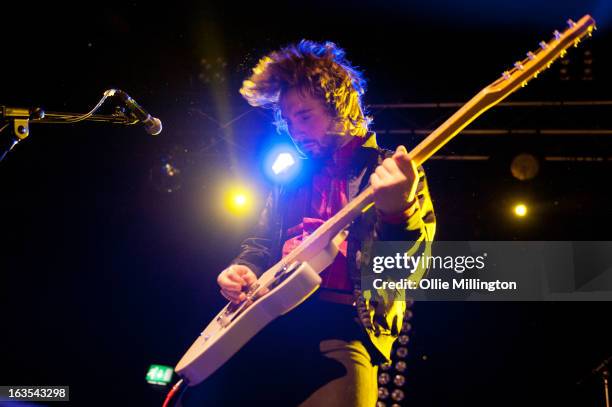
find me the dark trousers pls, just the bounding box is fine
[190,294,379,406]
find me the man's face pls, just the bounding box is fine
[279,88,343,159]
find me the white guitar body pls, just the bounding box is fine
[175,231,348,386]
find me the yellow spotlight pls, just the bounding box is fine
[234,194,246,206]
[514,203,528,217]
[224,187,253,216]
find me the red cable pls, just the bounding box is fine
[162,379,184,407]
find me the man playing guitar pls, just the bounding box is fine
[216,40,436,406]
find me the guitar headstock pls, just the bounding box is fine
[486,15,596,97]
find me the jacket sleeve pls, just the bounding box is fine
[230,191,278,277]
[375,165,436,282]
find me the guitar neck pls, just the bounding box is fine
[284,85,498,265]
[275,14,596,270]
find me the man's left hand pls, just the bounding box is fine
[370,145,419,216]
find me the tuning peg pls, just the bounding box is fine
[553,30,561,40]
[588,24,596,37]
[526,51,536,60]
[539,41,548,50]
[502,71,511,80]
[567,19,576,28]
[514,61,524,70]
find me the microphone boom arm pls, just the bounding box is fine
[1,88,157,163]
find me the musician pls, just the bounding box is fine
[216,40,436,406]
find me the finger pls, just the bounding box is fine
[226,271,247,287]
[234,266,256,282]
[375,165,391,181]
[221,288,245,303]
[221,289,246,301]
[231,264,252,275]
[370,173,381,189]
[217,274,242,291]
[231,265,256,286]
[391,146,413,168]
[392,145,408,157]
[394,155,417,179]
[220,289,238,302]
[220,288,234,301]
[391,145,410,163]
[241,271,257,286]
[382,157,401,175]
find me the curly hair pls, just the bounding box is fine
[240,40,371,138]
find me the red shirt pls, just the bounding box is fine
[281,137,364,292]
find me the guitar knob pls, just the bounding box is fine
[553,30,562,40]
[567,19,576,28]
[539,41,548,50]
[514,61,524,70]
[526,51,536,60]
[502,71,511,80]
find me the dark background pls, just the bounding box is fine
[1,1,611,406]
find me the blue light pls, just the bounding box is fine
[272,153,296,175]
[262,144,302,184]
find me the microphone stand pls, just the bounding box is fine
[1,91,140,163]
[599,360,611,407]
[577,356,611,407]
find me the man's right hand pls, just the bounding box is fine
[217,264,258,304]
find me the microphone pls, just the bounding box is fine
[108,89,162,135]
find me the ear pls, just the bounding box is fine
[327,117,347,136]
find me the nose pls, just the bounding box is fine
[287,123,307,142]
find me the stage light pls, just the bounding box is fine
[272,152,296,175]
[224,186,254,216]
[234,194,247,206]
[514,203,528,217]
[511,153,539,181]
[263,144,302,184]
